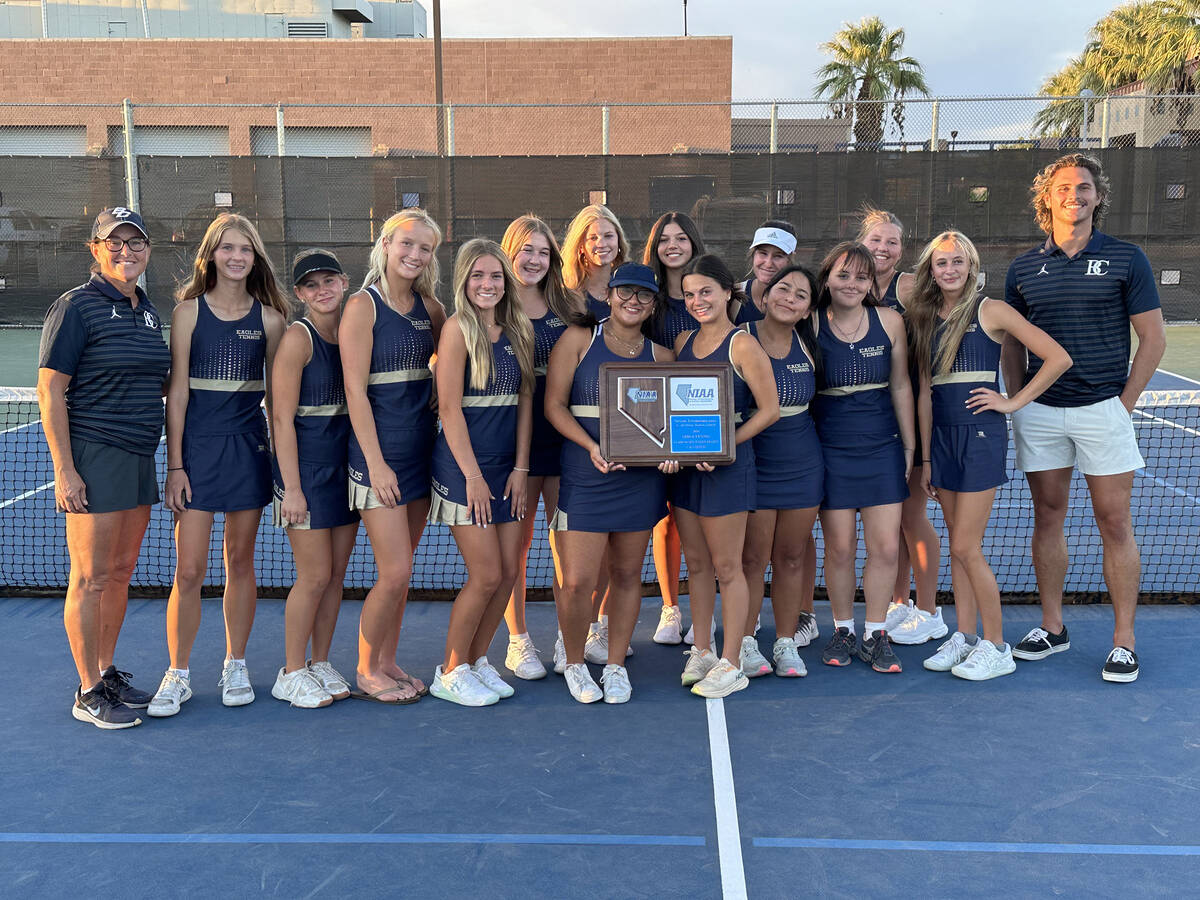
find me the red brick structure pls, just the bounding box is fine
[1,36,733,154]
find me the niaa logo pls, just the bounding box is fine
[675,383,714,405]
[626,387,658,403]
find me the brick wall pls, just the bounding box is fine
[1,37,733,154]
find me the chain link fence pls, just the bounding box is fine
[1,97,1197,326]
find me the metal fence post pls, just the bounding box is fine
[276,104,286,156]
[445,104,455,157]
[930,99,940,151]
[769,102,778,153]
[121,98,140,212]
[602,105,610,155]
[1100,97,1110,149]
[1080,89,1093,148]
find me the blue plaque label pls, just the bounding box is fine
[669,414,724,454]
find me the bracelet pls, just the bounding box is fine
[513,466,529,472]
[903,446,915,452]
[167,467,184,471]
[922,461,931,466]
[466,473,484,480]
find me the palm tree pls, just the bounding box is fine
[814,16,930,149]
[1032,55,1103,137]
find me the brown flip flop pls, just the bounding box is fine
[349,684,420,705]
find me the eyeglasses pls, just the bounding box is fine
[96,236,149,253]
[613,286,656,304]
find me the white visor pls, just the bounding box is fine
[751,227,796,256]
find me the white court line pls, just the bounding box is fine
[0,480,54,509]
[1156,367,1200,387]
[1133,408,1200,439]
[706,698,747,900]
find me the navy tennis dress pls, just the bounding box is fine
[879,272,905,312]
[553,326,667,533]
[585,292,610,322]
[748,322,823,510]
[347,286,436,507]
[734,279,765,325]
[430,331,524,526]
[183,296,271,512]
[929,299,1008,493]
[529,310,569,477]
[672,328,757,516]
[813,306,908,510]
[272,319,357,530]
[652,296,700,350]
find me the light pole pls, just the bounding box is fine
[683,0,688,36]
[433,0,445,155]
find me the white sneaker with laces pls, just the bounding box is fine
[219,659,254,707]
[307,660,351,700]
[772,637,807,677]
[684,620,717,647]
[564,663,603,703]
[952,639,1016,681]
[584,620,609,664]
[653,605,683,644]
[147,669,192,717]
[601,664,632,704]
[924,632,973,671]
[472,656,515,698]
[691,659,749,698]
[505,634,547,680]
[739,636,771,677]
[884,600,915,633]
[889,607,949,645]
[430,664,499,707]
[794,612,819,647]
[271,667,333,708]
[553,633,567,675]
[681,646,718,686]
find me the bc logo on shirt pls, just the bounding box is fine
[1085,259,1110,276]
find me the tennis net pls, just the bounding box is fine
[2,386,1197,600]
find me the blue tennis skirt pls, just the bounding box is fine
[930,420,1009,493]
[183,430,271,513]
[820,433,908,511]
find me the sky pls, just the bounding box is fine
[438,0,1121,98]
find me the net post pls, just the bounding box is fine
[121,98,140,213]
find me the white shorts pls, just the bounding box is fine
[1012,396,1145,476]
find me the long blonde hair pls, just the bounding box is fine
[907,230,983,379]
[560,204,629,291]
[361,208,442,305]
[176,213,289,316]
[500,215,582,323]
[452,239,534,393]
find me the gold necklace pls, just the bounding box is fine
[606,328,644,357]
[828,307,868,348]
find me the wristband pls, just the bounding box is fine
[466,473,484,480]
[513,466,529,472]
[167,467,184,471]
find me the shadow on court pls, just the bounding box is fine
[1,597,1197,898]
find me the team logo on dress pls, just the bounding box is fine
[235,329,264,340]
[1085,259,1110,276]
[1036,264,1050,276]
[786,362,811,374]
[858,344,885,359]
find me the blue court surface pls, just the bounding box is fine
[2,596,1198,898]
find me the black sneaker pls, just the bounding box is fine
[858,629,903,673]
[1011,626,1070,660]
[821,627,857,667]
[1102,647,1139,683]
[72,683,142,730]
[100,665,153,709]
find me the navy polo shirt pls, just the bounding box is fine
[1004,230,1159,408]
[39,274,171,456]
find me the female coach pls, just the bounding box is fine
[38,207,171,729]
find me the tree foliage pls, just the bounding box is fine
[814,16,930,148]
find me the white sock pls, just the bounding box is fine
[864,620,885,636]
[169,667,189,679]
[834,617,855,635]
[473,655,489,668]
[227,657,245,666]
[599,614,609,626]
[509,632,528,642]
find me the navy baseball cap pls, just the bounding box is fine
[92,207,148,241]
[292,251,345,285]
[608,262,658,293]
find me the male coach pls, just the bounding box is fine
[1002,152,1165,683]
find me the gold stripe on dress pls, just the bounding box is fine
[296,403,347,417]
[818,382,888,397]
[461,394,519,408]
[931,371,997,386]
[367,369,432,385]
[534,365,548,376]
[569,404,600,418]
[778,403,809,417]
[188,377,265,392]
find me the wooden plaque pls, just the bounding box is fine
[599,362,736,465]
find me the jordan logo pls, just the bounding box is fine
[1036,264,1049,276]
[110,305,121,319]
